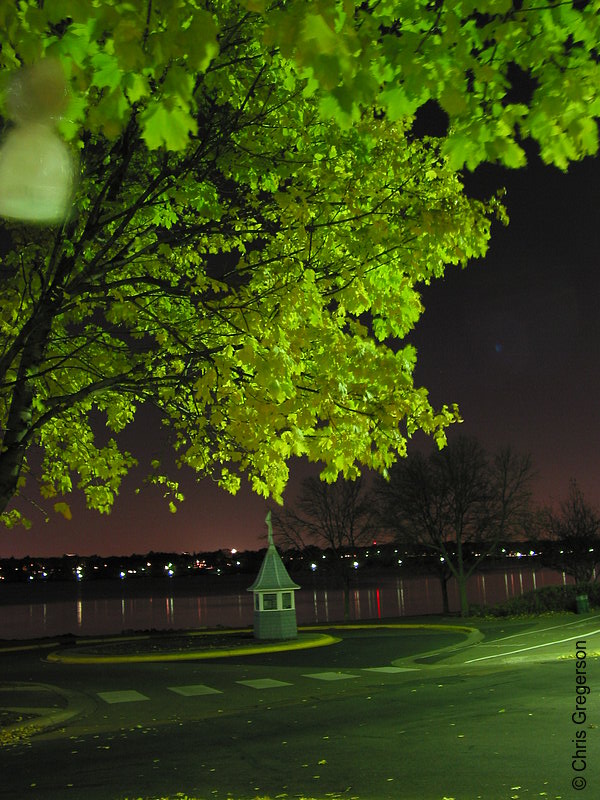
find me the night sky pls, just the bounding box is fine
[1,153,599,558]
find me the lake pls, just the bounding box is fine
[0,565,575,640]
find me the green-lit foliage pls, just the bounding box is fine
[259,0,600,170]
[0,1,597,526]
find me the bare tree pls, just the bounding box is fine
[540,480,600,587]
[272,476,375,620]
[375,437,534,616]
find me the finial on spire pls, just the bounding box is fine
[265,510,274,546]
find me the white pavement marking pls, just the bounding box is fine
[168,684,223,696]
[236,678,293,689]
[491,614,600,643]
[97,690,150,704]
[303,672,359,681]
[464,627,600,664]
[362,666,419,673]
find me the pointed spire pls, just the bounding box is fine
[265,510,274,546]
[247,509,300,592]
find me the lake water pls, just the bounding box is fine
[0,566,575,640]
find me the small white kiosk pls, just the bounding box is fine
[247,511,300,640]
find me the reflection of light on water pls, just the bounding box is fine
[397,578,405,616]
[196,596,207,624]
[532,570,537,591]
[165,596,174,624]
[479,574,486,606]
[6,568,582,639]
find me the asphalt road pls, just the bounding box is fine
[1,617,599,800]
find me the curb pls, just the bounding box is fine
[44,622,476,665]
[0,682,92,745]
[46,632,341,664]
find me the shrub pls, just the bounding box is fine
[470,582,598,617]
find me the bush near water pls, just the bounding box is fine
[469,583,599,617]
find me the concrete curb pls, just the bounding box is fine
[301,622,476,635]
[0,641,61,655]
[44,621,476,665]
[0,682,92,745]
[46,632,341,664]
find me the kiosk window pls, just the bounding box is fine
[263,593,277,610]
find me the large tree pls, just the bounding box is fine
[0,2,597,528]
[539,480,600,587]
[375,437,534,616]
[272,476,375,619]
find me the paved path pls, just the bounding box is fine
[1,615,599,799]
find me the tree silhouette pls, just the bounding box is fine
[375,437,534,616]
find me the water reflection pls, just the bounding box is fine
[0,567,577,640]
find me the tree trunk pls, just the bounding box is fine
[0,307,53,514]
[439,575,450,614]
[457,577,469,617]
[455,535,470,617]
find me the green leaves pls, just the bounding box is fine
[54,502,72,521]
[0,0,597,528]
[379,86,421,121]
[141,102,198,151]
[259,0,600,170]
[179,10,219,72]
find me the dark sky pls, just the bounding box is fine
[1,153,599,558]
